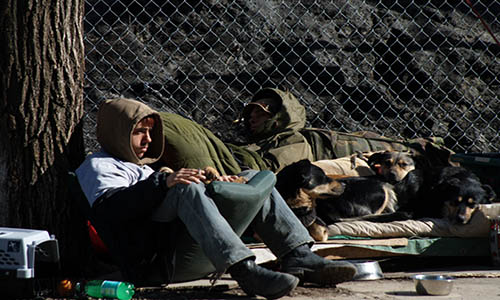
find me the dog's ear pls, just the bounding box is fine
[296,159,314,184]
[444,177,461,188]
[367,152,386,172]
[409,151,431,170]
[276,160,313,199]
[297,159,313,168]
[481,184,496,203]
[367,152,383,165]
[433,177,461,199]
[424,142,456,167]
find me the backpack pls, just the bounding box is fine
[300,128,455,167]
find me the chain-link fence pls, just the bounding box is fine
[83,0,500,154]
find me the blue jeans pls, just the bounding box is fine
[151,170,313,283]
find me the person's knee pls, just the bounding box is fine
[168,182,207,200]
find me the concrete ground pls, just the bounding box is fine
[333,268,500,300]
[79,248,500,300]
[139,262,500,300]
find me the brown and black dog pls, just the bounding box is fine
[276,158,399,241]
[275,159,346,241]
[367,150,416,183]
[276,152,496,241]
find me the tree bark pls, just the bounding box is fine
[0,0,87,273]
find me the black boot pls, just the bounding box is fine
[228,258,299,299]
[281,244,357,286]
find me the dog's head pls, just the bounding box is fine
[368,151,416,183]
[435,167,496,224]
[276,159,345,208]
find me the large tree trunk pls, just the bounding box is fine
[0,0,88,273]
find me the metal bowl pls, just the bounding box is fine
[348,260,384,280]
[413,274,455,296]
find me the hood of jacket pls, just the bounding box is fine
[97,98,164,165]
[242,88,306,142]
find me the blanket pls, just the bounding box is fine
[328,204,500,238]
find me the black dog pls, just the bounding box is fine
[276,158,496,241]
[347,151,495,223]
[403,166,496,223]
[367,151,496,223]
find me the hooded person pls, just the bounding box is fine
[240,88,315,172]
[76,98,174,284]
[76,98,356,298]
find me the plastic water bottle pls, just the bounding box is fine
[75,280,135,300]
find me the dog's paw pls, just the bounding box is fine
[252,232,263,243]
[308,222,329,242]
[202,166,248,184]
[202,166,220,184]
[159,166,175,173]
[232,176,248,184]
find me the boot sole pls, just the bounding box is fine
[266,276,300,300]
[240,276,299,300]
[286,265,356,286]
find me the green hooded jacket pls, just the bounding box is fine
[240,88,315,172]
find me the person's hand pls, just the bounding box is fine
[166,168,206,187]
[217,175,241,182]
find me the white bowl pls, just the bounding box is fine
[413,274,454,295]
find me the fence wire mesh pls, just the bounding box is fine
[83,0,500,154]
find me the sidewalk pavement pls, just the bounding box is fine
[142,263,500,300]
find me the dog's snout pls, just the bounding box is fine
[323,181,344,197]
[307,180,345,199]
[332,181,345,194]
[387,172,398,183]
[456,214,468,224]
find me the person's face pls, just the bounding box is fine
[132,117,154,158]
[248,106,272,133]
